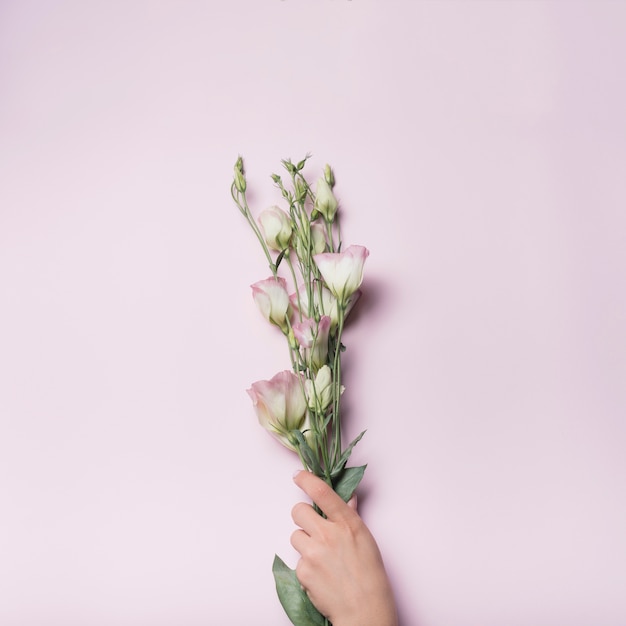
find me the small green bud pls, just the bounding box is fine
[234,167,246,193]
[297,159,307,171]
[324,164,334,187]
[288,328,298,349]
[271,173,282,184]
[295,179,307,203]
[282,159,296,175]
[235,156,244,174]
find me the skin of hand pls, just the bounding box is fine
[291,470,399,626]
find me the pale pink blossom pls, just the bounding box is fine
[247,370,310,450]
[251,277,291,333]
[313,245,369,306]
[292,315,331,369]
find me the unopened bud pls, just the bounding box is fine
[234,167,246,193]
[295,179,307,203]
[314,177,338,222]
[324,164,334,187]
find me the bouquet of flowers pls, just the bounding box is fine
[232,155,369,626]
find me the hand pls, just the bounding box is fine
[291,470,398,626]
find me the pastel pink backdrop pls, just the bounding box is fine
[1,1,625,625]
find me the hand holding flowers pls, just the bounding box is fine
[232,155,370,626]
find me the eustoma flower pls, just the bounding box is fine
[314,244,369,307]
[314,176,338,222]
[258,205,292,251]
[247,370,310,451]
[292,315,331,370]
[304,364,334,413]
[251,277,291,333]
[232,156,370,626]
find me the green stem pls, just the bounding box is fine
[332,306,345,467]
[232,183,277,276]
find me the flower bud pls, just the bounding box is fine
[234,167,246,193]
[292,315,331,370]
[295,179,308,203]
[314,177,338,222]
[324,164,334,187]
[310,222,327,255]
[258,206,292,251]
[305,365,333,413]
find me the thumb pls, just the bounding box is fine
[347,493,358,511]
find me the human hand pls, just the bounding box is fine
[291,470,398,626]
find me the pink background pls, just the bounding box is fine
[1,1,625,624]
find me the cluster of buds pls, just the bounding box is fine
[232,155,368,490]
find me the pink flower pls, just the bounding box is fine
[292,315,331,369]
[251,277,291,333]
[247,370,310,451]
[313,245,369,306]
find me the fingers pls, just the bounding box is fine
[290,528,310,555]
[293,470,355,523]
[291,501,322,536]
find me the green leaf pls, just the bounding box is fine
[273,555,326,626]
[333,465,367,503]
[331,430,366,478]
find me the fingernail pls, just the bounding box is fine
[292,470,302,480]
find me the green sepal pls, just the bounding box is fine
[332,464,367,503]
[291,430,323,477]
[275,248,287,271]
[330,430,366,478]
[272,555,326,626]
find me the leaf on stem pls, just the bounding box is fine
[332,465,367,503]
[273,555,326,626]
[331,430,366,478]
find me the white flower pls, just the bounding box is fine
[313,245,369,306]
[304,365,334,413]
[314,177,338,222]
[258,206,292,251]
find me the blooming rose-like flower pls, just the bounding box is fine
[247,370,310,450]
[313,245,369,306]
[251,277,291,333]
[258,206,292,251]
[292,315,331,369]
[314,177,338,222]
